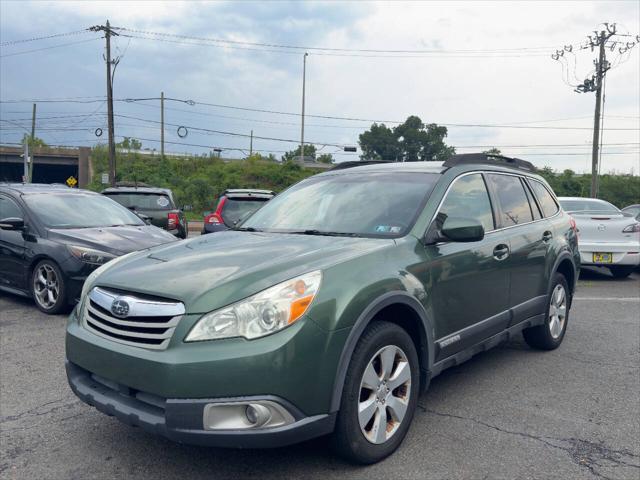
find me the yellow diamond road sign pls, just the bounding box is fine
[66,176,78,187]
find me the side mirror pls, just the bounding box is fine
[0,217,25,231]
[441,217,484,242]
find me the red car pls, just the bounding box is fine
[202,189,275,234]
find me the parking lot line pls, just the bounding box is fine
[574,297,639,301]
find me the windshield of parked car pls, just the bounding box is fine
[103,192,173,210]
[24,193,145,228]
[241,172,439,237]
[559,199,620,213]
[222,198,270,225]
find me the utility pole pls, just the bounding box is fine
[590,34,607,197]
[22,134,29,183]
[300,52,308,163]
[90,21,119,186]
[552,23,637,197]
[249,130,253,157]
[28,103,36,182]
[161,91,165,158]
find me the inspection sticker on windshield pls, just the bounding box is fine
[375,225,402,233]
[157,197,170,207]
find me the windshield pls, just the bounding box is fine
[24,193,145,228]
[559,199,620,213]
[222,198,269,225]
[242,172,439,237]
[103,192,172,210]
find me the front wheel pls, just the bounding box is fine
[608,266,635,279]
[31,260,68,314]
[331,321,419,464]
[523,273,570,350]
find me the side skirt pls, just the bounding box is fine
[0,284,30,298]
[428,313,546,379]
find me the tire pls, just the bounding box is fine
[523,273,570,350]
[331,321,420,464]
[608,266,634,279]
[31,259,69,314]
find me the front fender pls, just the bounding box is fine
[326,291,435,413]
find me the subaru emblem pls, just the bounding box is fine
[111,298,130,318]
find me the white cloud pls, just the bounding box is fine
[1,0,638,172]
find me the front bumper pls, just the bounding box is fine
[66,361,336,448]
[578,241,640,266]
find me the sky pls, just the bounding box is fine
[0,0,639,173]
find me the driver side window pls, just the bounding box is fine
[438,174,495,233]
[0,195,23,219]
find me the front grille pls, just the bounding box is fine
[82,287,185,350]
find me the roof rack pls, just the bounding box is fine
[329,160,392,171]
[443,153,536,172]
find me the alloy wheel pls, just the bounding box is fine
[548,284,567,339]
[33,264,59,310]
[358,345,412,444]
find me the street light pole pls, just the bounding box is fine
[300,52,308,163]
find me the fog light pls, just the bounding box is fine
[245,404,271,427]
[203,400,295,430]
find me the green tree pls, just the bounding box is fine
[358,116,455,162]
[282,144,317,162]
[117,137,142,150]
[482,147,502,155]
[317,153,334,164]
[22,135,47,148]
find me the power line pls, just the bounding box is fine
[2,96,638,130]
[113,26,565,55]
[0,29,91,47]
[0,96,106,104]
[0,38,101,58]
[114,97,640,130]
[121,33,552,59]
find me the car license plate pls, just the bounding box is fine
[592,252,613,263]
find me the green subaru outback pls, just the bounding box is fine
[65,154,579,463]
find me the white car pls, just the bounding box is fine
[558,197,640,278]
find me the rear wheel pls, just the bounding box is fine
[608,266,634,279]
[31,260,68,314]
[331,321,419,464]
[523,273,570,350]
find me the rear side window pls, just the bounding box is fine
[529,180,559,218]
[487,174,533,227]
[0,195,23,219]
[104,193,173,210]
[523,181,542,220]
[439,174,495,232]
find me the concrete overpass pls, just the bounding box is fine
[0,145,91,187]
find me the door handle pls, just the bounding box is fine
[542,231,553,242]
[493,244,510,261]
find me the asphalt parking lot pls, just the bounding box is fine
[1,267,638,480]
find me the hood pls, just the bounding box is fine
[48,224,177,255]
[92,230,392,313]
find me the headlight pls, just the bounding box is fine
[622,223,640,233]
[185,271,322,342]
[67,245,117,265]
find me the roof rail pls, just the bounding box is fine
[329,160,392,171]
[443,153,536,172]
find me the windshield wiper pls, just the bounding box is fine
[234,226,262,232]
[291,229,360,237]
